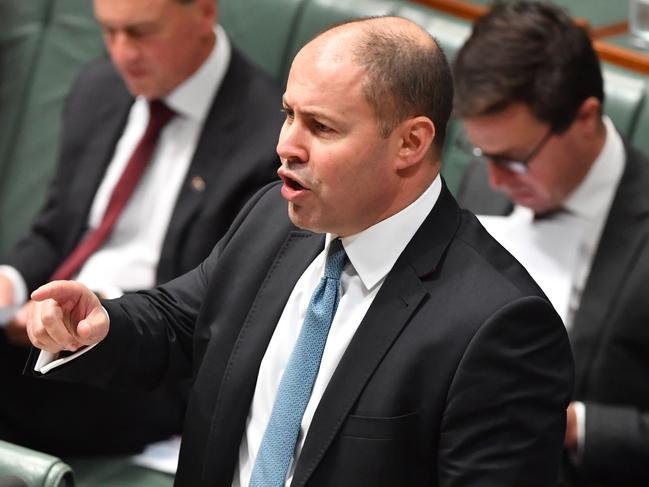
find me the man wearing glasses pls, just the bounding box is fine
[454,2,649,486]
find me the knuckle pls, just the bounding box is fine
[40,308,59,326]
[31,336,47,350]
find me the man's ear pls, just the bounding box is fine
[197,0,217,31]
[574,96,601,128]
[569,96,606,146]
[395,116,436,170]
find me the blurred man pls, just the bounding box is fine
[26,16,572,486]
[454,2,649,485]
[0,0,282,455]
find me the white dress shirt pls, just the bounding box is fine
[0,25,231,308]
[233,176,442,487]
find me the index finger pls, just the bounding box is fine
[32,280,89,305]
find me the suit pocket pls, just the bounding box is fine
[340,411,418,439]
[309,412,426,486]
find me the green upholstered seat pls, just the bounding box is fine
[395,2,472,59]
[0,440,73,487]
[64,456,173,487]
[629,81,649,157]
[602,64,647,137]
[220,0,307,81]
[282,0,401,81]
[0,0,105,254]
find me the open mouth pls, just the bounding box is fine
[284,175,305,191]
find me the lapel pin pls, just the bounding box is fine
[191,175,206,192]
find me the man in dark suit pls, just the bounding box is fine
[26,16,572,486]
[453,2,649,485]
[0,0,282,455]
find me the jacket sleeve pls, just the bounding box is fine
[438,296,574,486]
[577,401,649,484]
[24,182,281,392]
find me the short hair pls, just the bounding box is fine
[453,1,604,132]
[317,18,454,152]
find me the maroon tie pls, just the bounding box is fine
[50,100,175,281]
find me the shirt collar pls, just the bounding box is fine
[159,24,231,122]
[325,175,442,291]
[563,116,625,219]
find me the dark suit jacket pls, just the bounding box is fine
[458,145,649,486]
[1,46,283,455]
[35,181,573,485]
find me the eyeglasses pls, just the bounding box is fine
[457,128,554,174]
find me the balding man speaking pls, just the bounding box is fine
[26,17,572,486]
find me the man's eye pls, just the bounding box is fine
[313,121,331,133]
[102,27,117,39]
[281,108,294,120]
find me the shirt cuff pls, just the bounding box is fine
[33,306,110,373]
[34,344,99,374]
[0,266,28,326]
[573,400,586,462]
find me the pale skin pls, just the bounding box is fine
[565,403,578,450]
[27,18,439,356]
[2,0,215,346]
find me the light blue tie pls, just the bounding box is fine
[249,239,347,487]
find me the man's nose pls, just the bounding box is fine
[108,32,139,66]
[487,161,515,190]
[277,122,308,164]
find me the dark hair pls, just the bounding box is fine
[317,17,454,153]
[354,23,454,152]
[453,1,604,132]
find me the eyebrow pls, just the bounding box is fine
[282,97,340,124]
[482,147,527,160]
[97,18,158,32]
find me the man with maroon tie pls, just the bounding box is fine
[0,0,282,456]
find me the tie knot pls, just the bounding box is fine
[147,100,175,129]
[324,239,346,280]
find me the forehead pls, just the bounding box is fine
[94,0,171,25]
[463,103,547,150]
[284,40,373,117]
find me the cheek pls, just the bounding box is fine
[526,169,558,197]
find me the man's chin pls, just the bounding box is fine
[287,203,321,233]
[123,79,160,100]
[509,191,541,210]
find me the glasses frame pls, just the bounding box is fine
[459,128,554,174]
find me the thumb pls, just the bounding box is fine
[76,306,109,345]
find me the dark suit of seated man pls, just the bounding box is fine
[24,16,573,486]
[453,2,649,485]
[0,0,282,455]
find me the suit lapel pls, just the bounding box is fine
[67,90,132,249]
[570,146,649,393]
[291,184,462,487]
[203,231,325,485]
[159,50,246,272]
